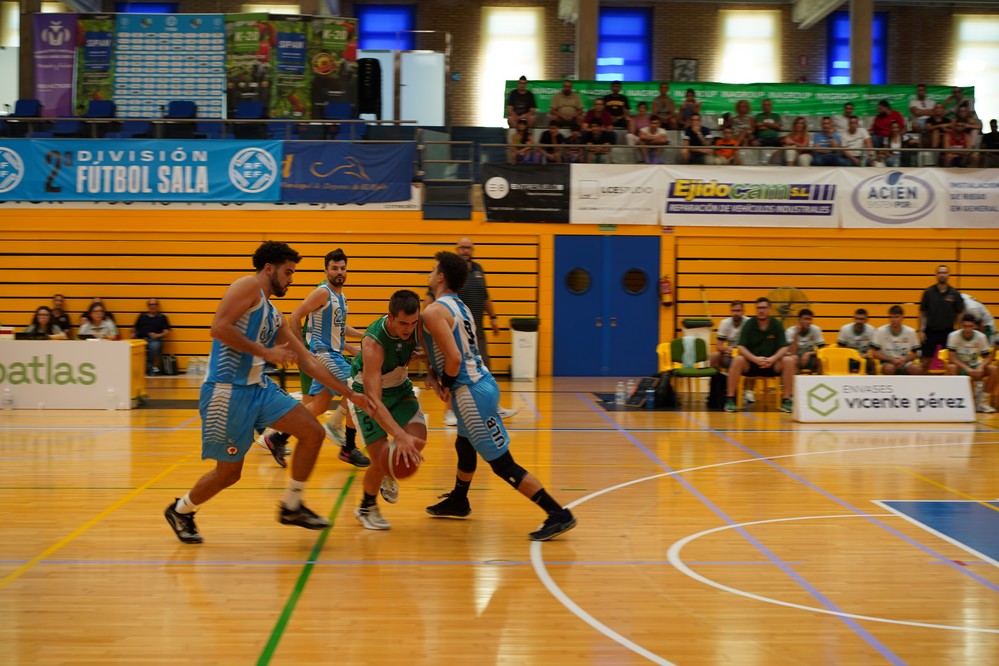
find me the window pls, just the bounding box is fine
[954,14,999,123]
[479,6,544,126]
[356,5,416,51]
[114,2,178,12]
[241,4,300,13]
[826,11,888,85]
[1,2,69,48]
[718,10,780,83]
[596,7,651,82]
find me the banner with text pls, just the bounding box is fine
[0,139,282,202]
[569,164,661,225]
[280,141,415,203]
[33,14,78,118]
[75,14,116,113]
[482,164,570,223]
[793,375,975,423]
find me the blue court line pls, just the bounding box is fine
[881,501,999,566]
[0,558,802,567]
[675,410,999,599]
[518,390,542,422]
[575,392,906,665]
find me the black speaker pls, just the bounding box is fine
[356,58,382,117]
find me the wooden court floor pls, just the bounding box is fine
[2,375,999,665]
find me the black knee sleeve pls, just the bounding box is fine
[455,436,478,474]
[487,451,528,489]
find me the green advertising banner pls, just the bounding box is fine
[225,13,272,118]
[270,15,311,119]
[308,17,358,119]
[507,81,974,118]
[75,14,116,115]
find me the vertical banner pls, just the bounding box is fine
[33,14,78,118]
[225,13,272,118]
[280,141,416,203]
[270,15,310,119]
[75,14,116,115]
[114,14,226,119]
[308,17,358,118]
[839,168,943,228]
[569,164,662,225]
[481,164,570,223]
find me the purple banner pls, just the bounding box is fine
[33,14,77,118]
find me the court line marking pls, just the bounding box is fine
[666,513,999,634]
[895,468,999,514]
[0,455,194,591]
[873,500,999,571]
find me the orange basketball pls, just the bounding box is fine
[380,441,420,480]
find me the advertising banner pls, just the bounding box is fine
[839,168,944,228]
[308,17,358,119]
[662,166,840,227]
[114,14,226,119]
[270,15,311,119]
[481,164,570,223]
[225,13,272,118]
[569,164,661,225]
[280,141,416,203]
[0,139,282,202]
[928,169,999,228]
[33,14,78,118]
[793,375,975,423]
[75,14,116,114]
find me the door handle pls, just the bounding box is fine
[610,316,617,328]
[595,317,602,327]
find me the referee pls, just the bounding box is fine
[919,265,965,361]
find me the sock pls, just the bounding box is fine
[530,488,563,515]
[330,404,347,428]
[450,477,471,501]
[175,493,198,514]
[360,492,378,509]
[343,427,357,452]
[283,479,306,510]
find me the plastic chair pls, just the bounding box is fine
[232,101,267,139]
[817,346,863,375]
[164,101,197,138]
[106,120,152,139]
[7,98,42,137]
[667,337,717,397]
[83,99,116,137]
[731,348,782,410]
[324,101,354,120]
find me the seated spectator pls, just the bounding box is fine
[50,294,71,336]
[629,115,669,164]
[837,308,877,374]
[548,80,585,128]
[812,117,849,166]
[678,88,701,128]
[709,300,756,404]
[509,118,540,164]
[871,305,923,375]
[23,306,67,339]
[751,98,783,163]
[944,86,976,119]
[506,75,537,129]
[782,116,812,166]
[651,82,677,130]
[724,297,796,413]
[841,116,874,166]
[832,101,857,136]
[943,119,978,168]
[869,99,906,148]
[876,120,909,167]
[79,297,116,326]
[680,113,712,165]
[537,121,565,164]
[602,80,631,130]
[562,125,586,163]
[981,119,999,168]
[134,298,171,375]
[724,99,754,146]
[78,302,119,340]
[785,308,825,374]
[582,99,613,131]
[925,103,952,152]
[582,124,615,163]
[710,126,742,165]
[627,101,652,136]
[908,83,935,135]
[953,101,983,149]
[946,314,997,413]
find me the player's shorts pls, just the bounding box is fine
[200,379,299,461]
[719,352,733,369]
[848,358,876,375]
[348,379,425,446]
[308,352,352,397]
[956,362,983,376]
[745,361,778,377]
[452,375,510,463]
[797,354,819,372]
[880,359,918,373]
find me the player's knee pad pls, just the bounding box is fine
[487,451,528,489]
[455,436,478,474]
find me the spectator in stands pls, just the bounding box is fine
[908,83,935,135]
[581,98,613,131]
[751,98,783,163]
[680,113,712,165]
[812,116,849,166]
[869,99,906,148]
[710,300,755,404]
[876,120,909,167]
[602,80,631,130]
[562,125,585,163]
[837,308,876,374]
[509,119,540,165]
[944,86,976,119]
[678,88,701,128]
[134,298,172,375]
[710,126,742,165]
[632,115,669,164]
[724,297,796,413]
[782,116,812,166]
[651,82,677,130]
[23,306,67,339]
[583,123,614,164]
[78,302,119,340]
[943,115,978,168]
[981,118,999,168]
[832,101,857,135]
[872,305,924,375]
[549,80,584,128]
[724,99,754,146]
[79,297,116,326]
[946,314,997,413]
[952,102,983,152]
[925,103,952,155]
[627,101,652,136]
[841,115,874,166]
[786,308,825,374]
[51,294,71,336]
[506,76,537,129]
[537,121,565,164]
[919,264,964,364]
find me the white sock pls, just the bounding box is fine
[283,479,306,510]
[175,493,198,514]
[329,403,347,428]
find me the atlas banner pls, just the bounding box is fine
[75,14,116,114]
[280,141,416,203]
[33,14,78,118]
[569,164,661,225]
[793,375,975,423]
[481,164,570,223]
[308,17,358,119]
[507,81,970,119]
[0,139,282,202]
[662,166,840,227]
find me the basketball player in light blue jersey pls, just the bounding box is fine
[422,251,576,541]
[164,241,424,544]
[259,249,370,468]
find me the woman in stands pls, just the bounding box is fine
[878,120,908,167]
[782,116,812,166]
[78,303,119,340]
[510,118,540,165]
[24,306,67,339]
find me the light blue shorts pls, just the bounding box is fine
[308,352,352,397]
[199,380,299,461]
[452,375,509,462]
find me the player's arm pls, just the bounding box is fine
[422,303,461,403]
[288,286,329,332]
[278,323,371,411]
[360,336,424,464]
[211,276,295,366]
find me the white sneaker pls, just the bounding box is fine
[323,421,346,446]
[977,402,997,414]
[256,428,276,449]
[354,506,391,530]
[497,406,519,419]
[743,390,755,404]
[443,409,457,427]
[380,475,399,504]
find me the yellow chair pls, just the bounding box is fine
[731,348,782,410]
[817,346,863,375]
[657,338,717,400]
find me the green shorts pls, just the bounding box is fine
[348,379,424,446]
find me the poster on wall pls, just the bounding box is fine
[481,163,570,223]
[569,164,661,225]
[927,169,999,229]
[33,14,78,118]
[308,17,358,118]
[838,168,944,228]
[75,14,116,115]
[270,15,311,119]
[224,13,272,118]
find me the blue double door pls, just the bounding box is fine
[553,236,660,376]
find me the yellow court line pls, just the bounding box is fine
[0,456,193,591]
[897,466,999,515]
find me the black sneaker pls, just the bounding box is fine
[263,433,287,468]
[338,446,371,468]
[425,493,471,518]
[529,509,577,542]
[278,502,331,530]
[164,499,203,544]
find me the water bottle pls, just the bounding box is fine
[615,381,626,406]
[1,387,12,410]
[626,379,636,401]
[645,386,656,409]
[106,387,117,411]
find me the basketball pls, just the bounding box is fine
[380,441,420,480]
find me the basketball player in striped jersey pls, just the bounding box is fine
[422,251,576,541]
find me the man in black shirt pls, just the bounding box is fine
[51,294,71,337]
[602,80,631,129]
[134,298,172,375]
[919,265,964,362]
[506,76,537,129]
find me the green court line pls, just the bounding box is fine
[257,473,356,666]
